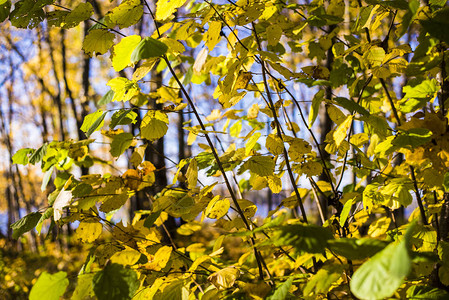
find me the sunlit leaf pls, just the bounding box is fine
[156,0,186,20]
[104,0,143,29]
[81,110,106,137]
[208,266,240,290]
[29,271,69,300]
[75,221,102,243]
[112,35,142,72]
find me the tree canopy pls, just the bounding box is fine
[1,0,449,299]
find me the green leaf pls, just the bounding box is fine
[104,0,143,29]
[304,264,344,296]
[110,132,134,157]
[61,2,93,29]
[98,89,115,105]
[0,0,11,22]
[406,286,449,299]
[392,128,432,148]
[110,109,138,129]
[29,271,69,300]
[81,110,106,137]
[327,238,388,260]
[29,144,48,165]
[143,211,161,229]
[140,110,169,141]
[267,277,293,300]
[400,79,439,113]
[10,212,42,239]
[273,223,334,253]
[130,37,168,63]
[93,263,139,300]
[112,35,141,72]
[339,198,352,227]
[36,208,53,234]
[12,148,34,165]
[155,0,186,20]
[83,29,115,56]
[350,223,415,300]
[9,0,53,29]
[334,97,369,116]
[420,7,449,45]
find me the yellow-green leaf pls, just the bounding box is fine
[206,196,230,219]
[140,110,169,141]
[148,246,172,271]
[62,2,93,29]
[266,134,284,155]
[208,266,240,290]
[105,0,143,29]
[186,158,198,189]
[112,35,142,72]
[83,29,115,56]
[245,132,261,155]
[106,77,139,102]
[266,24,282,46]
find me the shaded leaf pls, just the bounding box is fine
[10,212,41,239]
[93,263,139,300]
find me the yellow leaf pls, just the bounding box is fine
[250,175,267,190]
[234,71,252,90]
[333,116,352,147]
[245,132,261,155]
[288,138,312,161]
[189,255,211,272]
[147,246,172,271]
[205,21,222,51]
[110,247,141,265]
[267,175,282,193]
[208,266,240,290]
[368,216,391,238]
[156,0,186,20]
[206,196,230,219]
[75,222,102,243]
[132,60,157,81]
[186,158,198,189]
[266,134,284,155]
[193,48,208,73]
[247,104,259,119]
